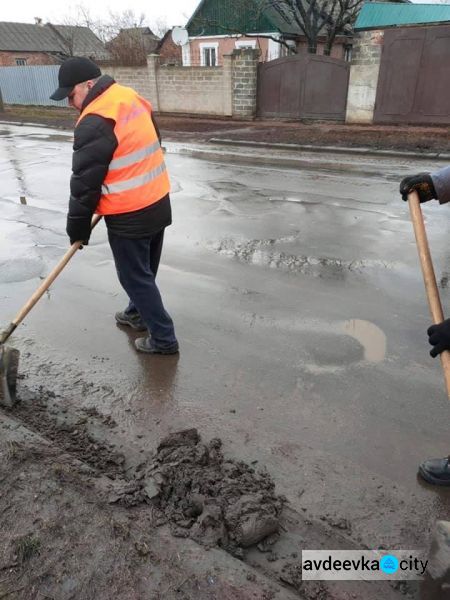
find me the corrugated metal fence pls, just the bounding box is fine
[0,65,68,106]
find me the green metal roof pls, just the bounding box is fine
[355,2,450,31]
[187,0,304,37]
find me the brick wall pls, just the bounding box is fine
[345,31,384,124]
[232,49,259,118]
[0,51,59,66]
[159,36,182,65]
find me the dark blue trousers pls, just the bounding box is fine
[108,230,177,349]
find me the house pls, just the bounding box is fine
[185,0,355,66]
[157,30,183,65]
[108,27,160,56]
[184,0,413,66]
[0,20,109,66]
[107,27,160,65]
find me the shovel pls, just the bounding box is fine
[0,215,102,408]
[408,190,450,398]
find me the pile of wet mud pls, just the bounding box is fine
[9,393,286,556]
[110,428,286,556]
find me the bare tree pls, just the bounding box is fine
[321,0,363,55]
[106,11,148,66]
[150,17,170,38]
[57,5,156,65]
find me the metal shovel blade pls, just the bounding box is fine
[0,345,20,408]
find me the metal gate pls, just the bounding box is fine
[257,54,350,120]
[374,25,450,125]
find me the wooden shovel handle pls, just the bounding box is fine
[11,214,103,329]
[408,191,450,398]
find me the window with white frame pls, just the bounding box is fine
[200,43,219,66]
[182,43,191,66]
[235,39,257,50]
[15,58,27,66]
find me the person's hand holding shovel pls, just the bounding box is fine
[401,172,450,397]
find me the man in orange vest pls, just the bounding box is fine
[50,57,178,355]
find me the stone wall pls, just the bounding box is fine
[104,64,156,106]
[346,30,384,124]
[232,49,260,118]
[158,62,232,116]
[104,49,257,118]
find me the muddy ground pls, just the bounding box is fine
[1,105,450,153]
[0,413,291,600]
[0,407,417,600]
[1,122,450,599]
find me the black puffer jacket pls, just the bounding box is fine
[68,75,171,243]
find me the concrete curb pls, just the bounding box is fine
[209,138,450,161]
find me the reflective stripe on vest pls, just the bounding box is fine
[77,83,170,215]
[103,163,167,194]
[108,140,161,171]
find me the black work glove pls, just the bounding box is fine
[66,216,91,247]
[427,319,450,357]
[400,173,437,203]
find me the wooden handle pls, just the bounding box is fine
[10,215,103,330]
[408,191,450,398]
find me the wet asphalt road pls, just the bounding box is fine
[1,123,450,551]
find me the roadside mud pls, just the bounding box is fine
[10,396,285,558]
[112,428,286,556]
[12,395,126,478]
[3,390,418,600]
[0,417,291,600]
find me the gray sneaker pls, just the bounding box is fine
[135,337,179,355]
[115,311,146,331]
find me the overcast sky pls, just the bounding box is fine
[0,1,200,29]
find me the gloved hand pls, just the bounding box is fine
[427,319,450,357]
[67,216,91,247]
[400,173,437,203]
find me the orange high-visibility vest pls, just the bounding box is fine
[77,83,170,215]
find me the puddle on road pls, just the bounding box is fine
[294,319,386,375]
[339,319,386,363]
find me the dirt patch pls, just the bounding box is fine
[2,105,450,153]
[0,105,77,129]
[12,396,126,478]
[209,122,450,153]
